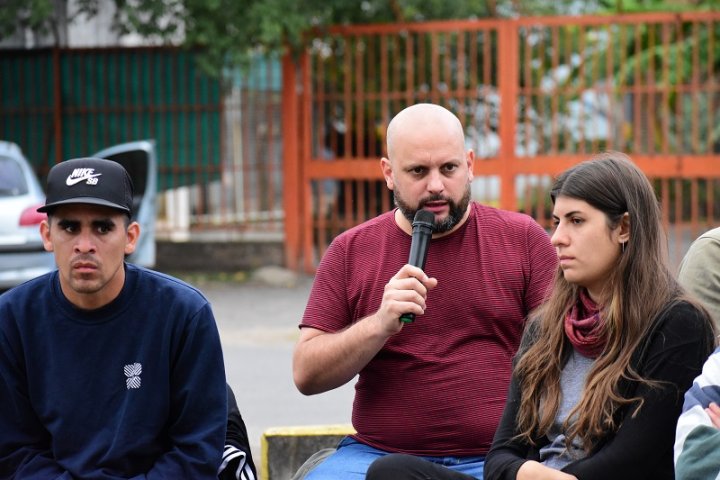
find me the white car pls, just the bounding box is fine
[0,141,56,289]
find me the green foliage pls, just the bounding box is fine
[0,0,56,40]
[0,0,591,77]
[509,0,720,155]
[599,0,718,14]
[0,0,716,79]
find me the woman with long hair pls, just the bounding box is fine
[366,152,716,480]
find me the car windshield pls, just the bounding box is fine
[0,156,29,196]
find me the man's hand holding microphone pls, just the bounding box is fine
[375,209,437,335]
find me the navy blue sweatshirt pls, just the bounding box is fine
[0,264,227,479]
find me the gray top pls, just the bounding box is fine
[539,349,595,470]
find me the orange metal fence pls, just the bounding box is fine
[283,12,720,272]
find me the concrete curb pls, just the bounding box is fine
[261,424,356,480]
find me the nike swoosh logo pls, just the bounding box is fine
[66,173,102,186]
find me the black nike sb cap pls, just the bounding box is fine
[37,157,134,215]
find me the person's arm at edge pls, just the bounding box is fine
[485,321,576,480]
[146,303,227,480]
[674,424,720,480]
[0,322,68,479]
[678,231,720,327]
[219,384,257,480]
[674,348,720,480]
[472,370,578,480]
[293,263,437,395]
[484,370,534,480]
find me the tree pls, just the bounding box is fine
[0,0,623,78]
[1,0,714,79]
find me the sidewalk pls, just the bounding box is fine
[190,268,355,470]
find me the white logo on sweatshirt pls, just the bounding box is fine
[124,362,142,389]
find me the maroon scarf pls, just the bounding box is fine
[564,289,606,358]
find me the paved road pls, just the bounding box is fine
[197,274,355,464]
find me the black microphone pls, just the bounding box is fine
[400,209,435,324]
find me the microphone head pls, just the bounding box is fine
[412,209,435,228]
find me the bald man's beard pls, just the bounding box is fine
[394,183,472,234]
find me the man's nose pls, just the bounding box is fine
[74,230,96,253]
[426,170,444,193]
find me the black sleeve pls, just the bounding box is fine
[484,372,536,480]
[219,383,258,480]
[484,321,544,480]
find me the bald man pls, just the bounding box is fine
[292,103,557,479]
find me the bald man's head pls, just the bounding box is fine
[386,103,465,161]
[380,103,474,235]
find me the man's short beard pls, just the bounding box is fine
[394,184,472,234]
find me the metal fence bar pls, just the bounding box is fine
[3,13,720,273]
[1,47,288,241]
[289,12,720,272]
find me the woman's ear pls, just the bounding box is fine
[618,212,630,245]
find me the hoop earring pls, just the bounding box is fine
[621,242,626,253]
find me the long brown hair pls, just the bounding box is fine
[514,152,709,450]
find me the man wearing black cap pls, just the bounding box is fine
[0,158,228,478]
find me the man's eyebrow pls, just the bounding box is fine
[55,218,116,227]
[92,218,116,228]
[56,219,79,227]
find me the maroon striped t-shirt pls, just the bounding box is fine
[300,202,557,456]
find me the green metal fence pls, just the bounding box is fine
[0,47,222,190]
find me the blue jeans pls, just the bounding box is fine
[305,437,485,480]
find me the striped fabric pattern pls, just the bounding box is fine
[675,346,720,480]
[301,203,557,456]
[218,444,256,480]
